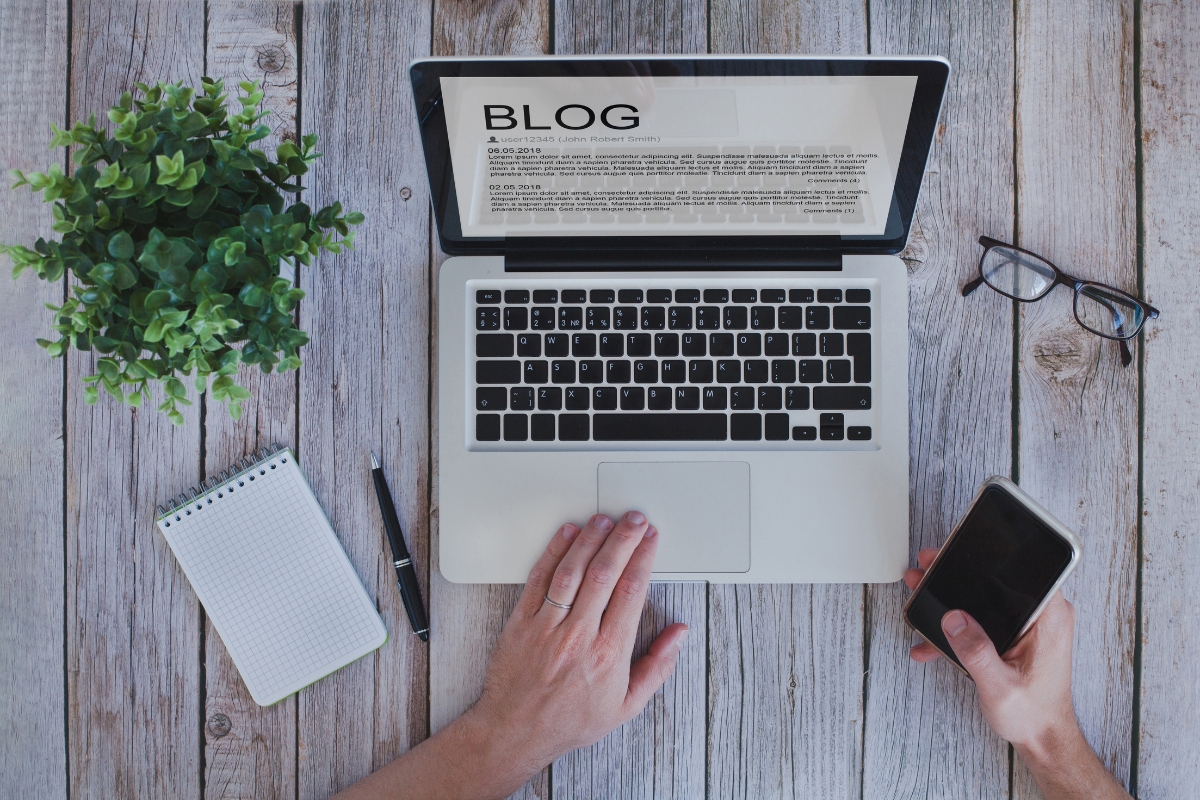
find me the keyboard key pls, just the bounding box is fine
[793,332,817,357]
[560,307,583,329]
[641,306,666,329]
[617,289,643,303]
[578,360,603,383]
[592,413,726,441]
[634,360,658,383]
[732,289,757,303]
[761,289,786,303]
[793,425,817,440]
[647,289,672,303]
[668,306,693,329]
[655,333,680,357]
[504,289,529,304]
[681,333,706,356]
[772,359,796,383]
[586,307,611,329]
[798,360,823,383]
[477,307,500,329]
[538,387,562,411]
[789,288,814,303]
[724,306,748,329]
[476,289,501,304]
[551,360,575,383]
[778,306,804,329]
[730,386,755,410]
[523,361,548,384]
[785,386,810,410]
[647,386,672,410]
[743,360,769,383]
[477,414,501,440]
[820,412,845,440]
[532,289,558,304]
[848,426,872,441]
[737,332,761,356]
[476,360,520,384]
[765,412,790,440]
[516,333,540,357]
[751,306,775,329]
[695,306,721,328]
[613,386,642,411]
[731,413,762,440]
[675,289,701,303]
[531,414,555,441]
[590,289,615,304]
[758,386,782,410]
[847,333,872,383]
[504,417,528,441]
[511,387,534,410]
[716,360,741,383]
[559,413,590,441]
[764,332,788,356]
[689,360,714,383]
[826,359,852,383]
[806,306,830,329]
[613,306,638,329]
[476,387,506,410]
[530,306,556,329]
[817,289,842,303]
[813,386,871,409]
[627,333,652,356]
[476,333,514,357]
[545,333,569,356]
[504,307,528,330]
[710,332,735,356]
[674,386,700,409]
[565,386,589,410]
[607,360,632,383]
[561,289,586,303]
[820,333,844,357]
[846,288,871,303]
[599,333,623,357]
[593,386,618,410]
[704,289,729,303]
[572,333,596,357]
[661,360,686,383]
[834,306,871,330]
[703,386,728,410]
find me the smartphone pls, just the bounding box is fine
[903,477,1082,674]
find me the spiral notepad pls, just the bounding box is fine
[156,446,387,706]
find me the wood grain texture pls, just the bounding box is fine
[861,2,1018,798]
[1013,0,1138,795]
[65,2,206,798]
[0,1,68,798]
[1137,1,1200,796]
[556,0,706,54]
[298,0,431,796]
[705,3,870,798]
[202,4,299,798]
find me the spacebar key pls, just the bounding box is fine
[592,413,728,440]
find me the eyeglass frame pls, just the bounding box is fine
[962,235,1159,367]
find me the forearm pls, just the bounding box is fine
[1015,722,1132,800]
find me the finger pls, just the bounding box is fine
[624,623,688,719]
[916,548,939,569]
[537,514,616,622]
[570,511,651,625]
[909,641,943,663]
[941,610,1008,685]
[599,525,659,653]
[903,568,925,591]
[515,523,580,618]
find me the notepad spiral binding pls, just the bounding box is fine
[157,443,288,526]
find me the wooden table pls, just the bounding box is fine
[2,1,1197,797]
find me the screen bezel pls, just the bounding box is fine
[409,56,950,263]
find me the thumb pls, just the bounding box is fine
[624,624,688,718]
[941,610,1007,684]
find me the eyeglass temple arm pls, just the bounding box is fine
[962,276,985,297]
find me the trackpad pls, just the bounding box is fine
[597,462,750,573]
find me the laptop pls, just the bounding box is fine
[410,56,949,583]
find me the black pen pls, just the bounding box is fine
[370,453,429,642]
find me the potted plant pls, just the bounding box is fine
[1,79,363,424]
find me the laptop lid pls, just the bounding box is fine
[410,56,949,269]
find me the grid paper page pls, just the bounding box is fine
[157,451,386,705]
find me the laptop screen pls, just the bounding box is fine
[411,58,949,261]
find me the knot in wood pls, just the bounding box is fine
[400,187,413,201]
[207,712,232,738]
[257,46,286,73]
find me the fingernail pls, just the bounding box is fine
[675,628,689,651]
[560,523,580,542]
[624,510,646,525]
[592,514,614,531]
[942,610,968,637]
[644,525,658,539]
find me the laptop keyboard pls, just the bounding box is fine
[468,280,878,449]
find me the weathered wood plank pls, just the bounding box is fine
[861,2,1018,798]
[64,3,207,798]
[705,3,869,798]
[298,1,432,796]
[427,3,549,799]
[557,0,705,54]
[202,4,299,798]
[1137,1,1200,796]
[1013,0,1138,796]
[0,0,68,798]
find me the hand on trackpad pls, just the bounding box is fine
[597,462,750,573]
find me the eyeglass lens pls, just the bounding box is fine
[981,246,1056,300]
[1074,284,1145,340]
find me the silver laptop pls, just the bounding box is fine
[410,56,949,583]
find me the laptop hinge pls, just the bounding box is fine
[503,248,842,272]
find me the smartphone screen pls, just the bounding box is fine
[905,485,1074,669]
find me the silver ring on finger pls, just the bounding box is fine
[543,594,573,610]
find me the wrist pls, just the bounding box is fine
[1014,714,1086,767]
[441,705,541,799]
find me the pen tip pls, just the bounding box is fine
[370,452,379,470]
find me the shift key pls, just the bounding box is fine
[813,386,871,410]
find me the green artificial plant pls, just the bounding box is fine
[1,79,363,424]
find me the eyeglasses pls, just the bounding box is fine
[962,236,1159,367]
